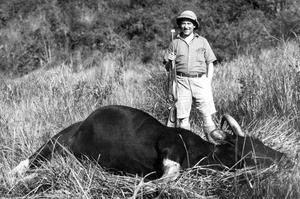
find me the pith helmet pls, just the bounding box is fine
[176,10,199,29]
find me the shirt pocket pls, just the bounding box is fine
[196,48,206,62]
[175,48,186,64]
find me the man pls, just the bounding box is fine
[163,10,217,138]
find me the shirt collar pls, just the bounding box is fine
[177,32,200,39]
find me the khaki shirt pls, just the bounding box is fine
[164,33,216,74]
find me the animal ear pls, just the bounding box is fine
[209,129,227,144]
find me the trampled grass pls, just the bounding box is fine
[0,41,299,198]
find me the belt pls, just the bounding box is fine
[176,72,205,78]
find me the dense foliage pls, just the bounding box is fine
[0,0,300,75]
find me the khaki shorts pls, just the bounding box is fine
[176,75,216,119]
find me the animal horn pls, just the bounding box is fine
[221,114,245,137]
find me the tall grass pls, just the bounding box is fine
[0,40,299,198]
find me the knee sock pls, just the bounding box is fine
[178,118,191,130]
[202,115,217,141]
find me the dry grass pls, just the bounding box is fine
[0,41,300,198]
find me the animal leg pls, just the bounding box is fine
[156,159,180,183]
[9,138,61,178]
[9,122,80,177]
[9,159,30,177]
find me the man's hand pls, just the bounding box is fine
[165,52,176,71]
[168,52,176,61]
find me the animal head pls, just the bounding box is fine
[210,114,284,169]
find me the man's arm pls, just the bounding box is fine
[206,62,214,83]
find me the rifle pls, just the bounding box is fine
[166,29,178,128]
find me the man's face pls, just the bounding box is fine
[180,19,195,37]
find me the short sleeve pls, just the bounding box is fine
[203,39,216,64]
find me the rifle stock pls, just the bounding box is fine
[166,105,177,127]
